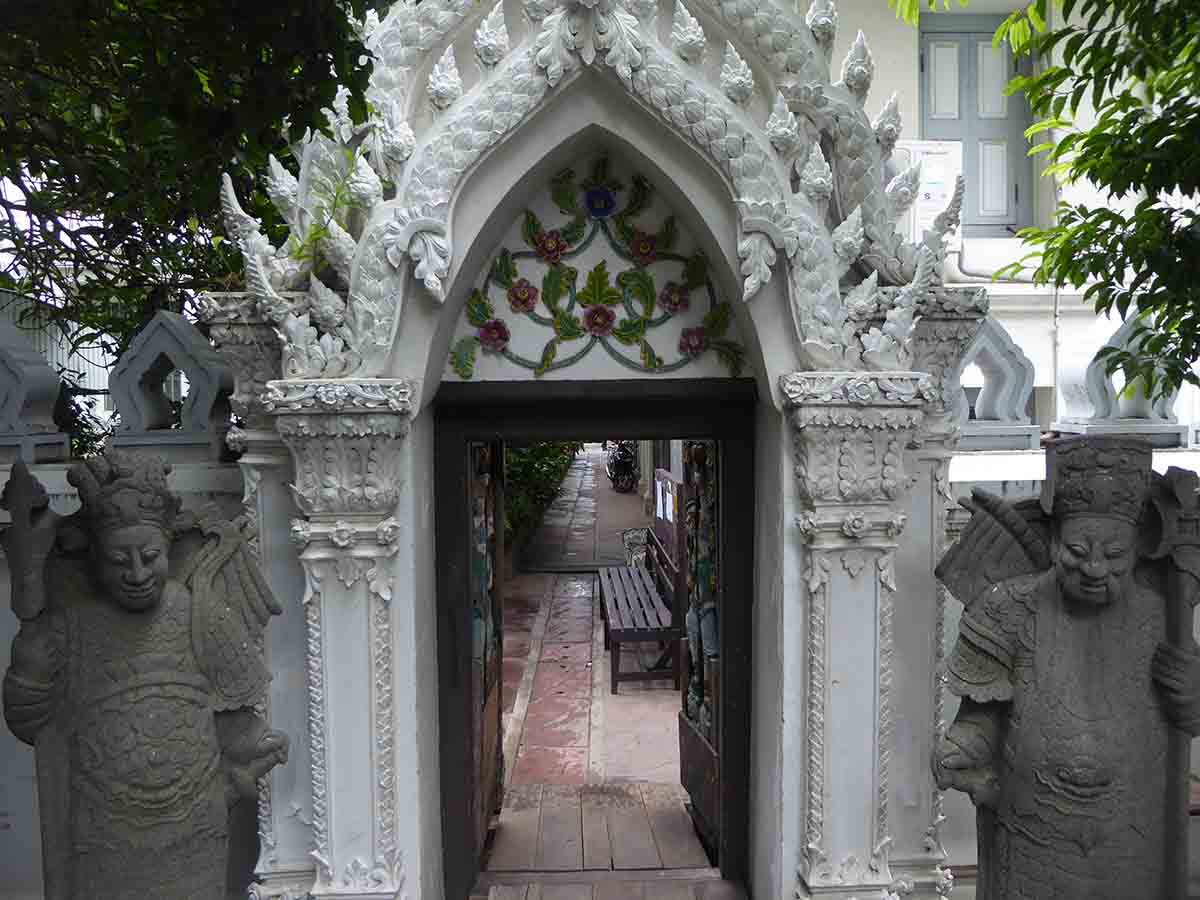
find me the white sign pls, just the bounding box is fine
[895,140,964,251]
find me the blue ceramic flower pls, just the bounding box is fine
[585,187,617,219]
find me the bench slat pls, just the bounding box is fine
[626,564,662,630]
[617,565,651,632]
[633,564,671,629]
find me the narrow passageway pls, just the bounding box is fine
[480,446,739,899]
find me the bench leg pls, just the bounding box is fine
[611,641,620,695]
[673,638,681,691]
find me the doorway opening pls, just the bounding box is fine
[435,381,755,900]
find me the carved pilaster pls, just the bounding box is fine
[265,378,412,900]
[783,371,932,900]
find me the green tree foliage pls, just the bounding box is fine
[505,442,585,550]
[995,0,1200,398]
[0,1,375,357]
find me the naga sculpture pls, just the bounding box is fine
[933,436,1200,899]
[1,451,288,900]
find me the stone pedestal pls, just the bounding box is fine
[201,293,313,897]
[265,378,412,900]
[783,371,947,900]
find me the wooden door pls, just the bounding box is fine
[678,440,721,857]
[469,440,506,853]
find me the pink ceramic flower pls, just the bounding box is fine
[584,305,616,337]
[679,326,707,357]
[535,230,569,264]
[479,319,511,352]
[659,281,690,315]
[629,230,658,266]
[507,278,539,313]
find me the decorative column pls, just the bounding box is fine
[264,377,412,900]
[889,287,987,888]
[198,293,314,898]
[783,370,938,900]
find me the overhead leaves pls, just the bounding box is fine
[491,249,518,289]
[578,261,622,307]
[553,311,586,340]
[450,336,480,379]
[617,268,656,318]
[535,338,560,375]
[521,210,543,248]
[703,303,732,338]
[466,289,495,327]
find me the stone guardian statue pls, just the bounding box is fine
[933,436,1200,899]
[1,451,288,900]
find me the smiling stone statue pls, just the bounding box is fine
[934,436,1200,899]
[1,450,288,900]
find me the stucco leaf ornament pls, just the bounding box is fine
[428,45,464,111]
[720,41,755,105]
[670,0,706,64]
[384,206,450,302]
[307,279,347,333]
[798,146,834,204]
[474,2,510,70]
[737,232,777,302]
[805,0,838,58]
[838,31,875,106]
[535,0,645,86]
[861,245,937,371]
[766,92,805,157]
[873,93,903,161]
[886,161,923,222]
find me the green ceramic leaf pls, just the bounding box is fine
[657,215,677,250]
[578,261,622,307]
[613,317,647,346]
[560,216,587,245]
[450,336,480,379]
[521,210,543,248]
[683,252,709,289]
[550,169,579,215]
[553,311,586,340]
[640,338,663,370]
[535,338,559,375]
[703,303,732,338]
[466,289,495,327]
[491,249,518,289]
[710,339,745,377]
[618,269,656,318]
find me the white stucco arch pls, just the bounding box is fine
[385,71,801,410]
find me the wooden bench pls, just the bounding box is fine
[598,564,681,694]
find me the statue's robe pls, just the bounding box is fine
[947,569,1169,900]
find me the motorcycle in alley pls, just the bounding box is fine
[605,440,639,493]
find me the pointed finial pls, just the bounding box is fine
[428,45,463,111]
[720,41,755,105]
[766,93,804,156]
[671,0,707,63]
[839,31,874,105]
[873,93,903,160]
[798,147,833,204]
[831,206,865,267]
[474,2,510,70]
[886,161,922,221]
[806,0,837,57]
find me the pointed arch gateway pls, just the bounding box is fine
[211,1,985,899]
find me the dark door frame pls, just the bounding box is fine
[435,379,757,900]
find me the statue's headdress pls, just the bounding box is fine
[1041,436,1152,525]
[67,450,179,533]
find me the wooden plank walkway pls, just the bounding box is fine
[487,782,710,875]
[477,877,745,900]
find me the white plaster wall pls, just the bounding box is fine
[835,0,920,144]
[0,462,245,900]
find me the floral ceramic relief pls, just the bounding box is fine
[449,156,746,379]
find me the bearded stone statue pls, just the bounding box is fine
[933,436,1200,899]
[1,450,288,900]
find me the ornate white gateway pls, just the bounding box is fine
[208,0,984,898]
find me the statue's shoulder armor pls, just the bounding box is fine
[174,515,281,710]
[946,572,1042,704]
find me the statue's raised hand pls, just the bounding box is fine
[1153,641,1200,735]
[1,461,60,621]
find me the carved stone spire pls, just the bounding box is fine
[885,161,922,222]
[798,146,833,204]
[670,0,706,63]
[766,92,804,156]
[428,45,463,111]
[873,92,903,160]
[474,2,509,71]
[806,0,838,58]
[839,30,874,106]
[720,41,755,105]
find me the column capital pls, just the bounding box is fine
[781,370,933,547]
[265,379,414,534]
